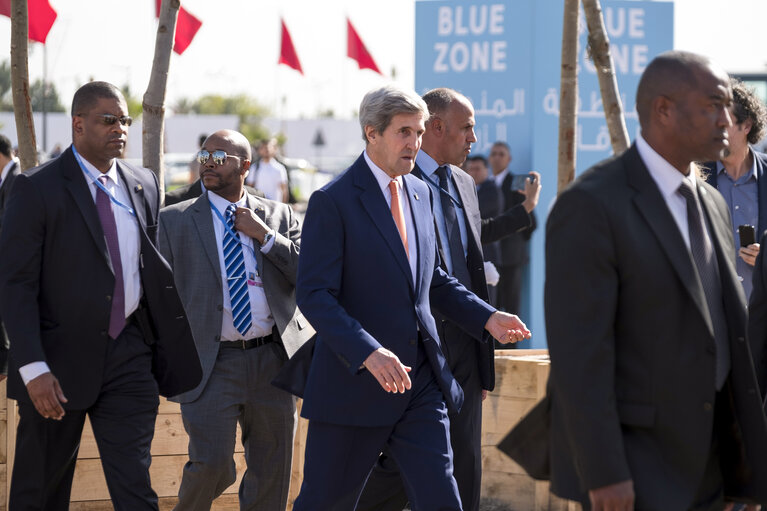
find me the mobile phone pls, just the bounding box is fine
[738,224,755,247]
[511,173,537,190]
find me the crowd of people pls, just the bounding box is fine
[0,48,765,511]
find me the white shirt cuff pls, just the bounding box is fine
[260,229,276,253]
[19,361,51,385]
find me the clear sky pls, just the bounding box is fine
[1,0,766,119]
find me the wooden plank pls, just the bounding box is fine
[158,398,180,415]
[69,493,240,510]
[77,416,244,459]
[287,401,308,509]
[70,454,246,502]
[5,397,15,511]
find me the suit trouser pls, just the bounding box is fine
[357,335,483,511]
[9,323,159,511]
[175,342,296,511]
[293,345,462,511]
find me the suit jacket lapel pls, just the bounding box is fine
[62,148,112,270]
[404,174,430,297]
[451,165,482,254]
[626,147,713,335]
[191,193,224,278]
[354,158,414,290]
[755,152,767,238]
[245,193,266,274]
[116,163,148,231]
[411,164,448,273]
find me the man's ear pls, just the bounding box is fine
[364,125,377,144]
[242,160,251,175]
[72,115,84,136]
[653,96,675,127]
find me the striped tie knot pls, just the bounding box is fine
[222,202,252,336]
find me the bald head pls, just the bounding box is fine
[636,51,717,128]
[205,129,252,161]
[421,88,477,165]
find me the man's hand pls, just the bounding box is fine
[521,171,542,213]
[589,480,634,511]
[739,243,760,267]
[485,311,531,344]
[363,348,412,394]
[26,372,67,420]
[233,207,270,244]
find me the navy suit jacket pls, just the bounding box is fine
[702,149,767,238]
[296,154,494,427]
[0,146,202,407]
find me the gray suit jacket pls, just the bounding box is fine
[158,191,314,403]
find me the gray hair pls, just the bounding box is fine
[359,85,429,143]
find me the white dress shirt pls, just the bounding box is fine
[20,153,143,385]
[364,151,418,285]
[636,132,708,251]
[0,157,19,186]
[208,190,276,341]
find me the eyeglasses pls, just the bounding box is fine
[77,113,133,127]
[197,150,243,166]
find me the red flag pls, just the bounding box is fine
[0,0,57,44]
[278,19,303,75]
[346,18,382,75]
[154,0,202,55]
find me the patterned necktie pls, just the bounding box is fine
[435,166,471,286]
[678,181,730,389]
[224,204,252,336]
[389,180,409,258]
[95,176,126,339]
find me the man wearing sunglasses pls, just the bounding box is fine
[0,81,202,510]
[159,129,312,511]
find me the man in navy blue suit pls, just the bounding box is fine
[292,86,531,510]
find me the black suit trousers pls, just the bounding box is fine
[10,324,160,511]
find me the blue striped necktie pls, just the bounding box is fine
[224,204,252,336]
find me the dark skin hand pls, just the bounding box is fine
[233,207,270,244]
[26,372,68,420]
[589,480,634,511]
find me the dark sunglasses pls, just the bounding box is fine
[77,113,133,127]
[197,150,243,166]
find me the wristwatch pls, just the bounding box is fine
[261,230,274,246]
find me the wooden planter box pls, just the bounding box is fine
[0,350,577,510]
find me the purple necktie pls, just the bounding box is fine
[96,176,126,339]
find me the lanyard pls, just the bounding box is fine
[72,146,136,217]
[208,200,260,266]
[422,170,464,210]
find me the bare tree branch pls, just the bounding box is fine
[557,0,579,194]
[10,0,38,170]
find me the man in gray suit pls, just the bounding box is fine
[159,129,313,510]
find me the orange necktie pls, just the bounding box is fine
[389,180,409,258]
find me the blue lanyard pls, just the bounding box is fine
[208,200,260,265]
[422,170,464,210]
[72,146,136,217]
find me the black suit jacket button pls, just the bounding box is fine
[217,304,223,311]
[409,339,417,346]
[100,330,108,337]
[214,335,221,341]
[737,337,746,344]
[106,295,112,301]
[703,402,713,412]
[748,388,756,395]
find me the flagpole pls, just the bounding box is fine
[42,42,47,154]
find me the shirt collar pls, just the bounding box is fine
[78,152,120,187]
[715,147,758,182]
[494,168,510,186]
[364,150,404,194]
[636,132,694,202]
[208,189,247,214]
[1,157,18,181]
[415,150,441,178]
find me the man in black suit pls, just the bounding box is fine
[0,134,19,377]
[509,51,767,509]
[488,141,537,316]
[466,154,503,306]
[358,88,540,511]
[0,81,202,510]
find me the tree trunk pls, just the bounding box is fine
[142,0,179,196]
[10,0,38,171]
[582,0,629,154]
[557,0,579,194]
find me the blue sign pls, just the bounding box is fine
[415,0,674,348]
